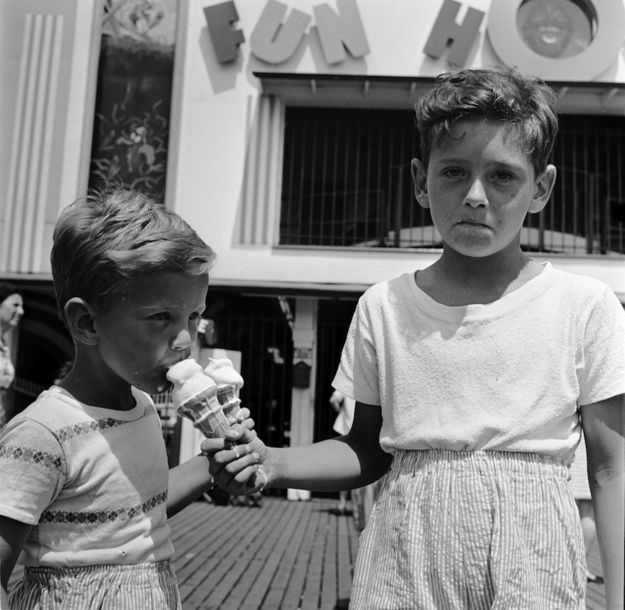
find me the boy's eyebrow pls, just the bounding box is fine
[432,156,527,171]
[133,302,200,312]
[128,304,168,315]
[430,156,465,165]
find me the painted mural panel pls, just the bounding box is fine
[88,0,178,200]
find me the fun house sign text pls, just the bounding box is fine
[204,0,625,80]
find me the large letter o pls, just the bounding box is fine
[487,0,625,80]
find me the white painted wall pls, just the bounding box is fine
[168,0,625,297]
[0,0,101,273]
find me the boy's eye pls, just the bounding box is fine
[150,312,171,321]
[189,312,204,325]
[492,170,515,183]
[441,167,464,179]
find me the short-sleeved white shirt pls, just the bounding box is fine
[0,386,174,567]
[332,263,625,459]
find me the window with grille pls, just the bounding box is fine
[279,107,625,255]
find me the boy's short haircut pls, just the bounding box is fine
[51,188,216,323]
[415,66,559,174]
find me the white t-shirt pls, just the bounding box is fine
[333,263,625,460]
[0,386,174,567]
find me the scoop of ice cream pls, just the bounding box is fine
[203,358,244,390]
[166,359,217,408]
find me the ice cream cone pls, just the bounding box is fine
[204,358,244,423]
[166,359,230,438]
[216,386,242,422]
[177,385,231,438]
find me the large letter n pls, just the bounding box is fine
[250,0,311,64]
[313,0,370,65]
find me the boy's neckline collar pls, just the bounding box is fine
[414,257,550,307]
[49,385,147,420]
[410,261,554,317]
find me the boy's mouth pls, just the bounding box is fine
[156,356,192,393]
[156,379,172,394]
[457,220,490,229]
[156,367,177,393]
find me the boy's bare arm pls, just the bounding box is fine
[0,516,32,604]
[166,454,215,518]
[207,402,391,495]
[581,394,624,610]
[269,402,390,490]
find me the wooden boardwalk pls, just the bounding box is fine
[171,497,357,610]
[9,496,606,609]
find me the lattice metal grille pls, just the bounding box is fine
[280,107,625,255]
[313,299,357,444]
[205,294,294,453]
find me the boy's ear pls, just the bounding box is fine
[411,158,430,209]
[528,164,557,214]
[64,298,99,346]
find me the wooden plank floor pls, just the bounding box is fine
[171,497,357,610]
[8,496,606,609]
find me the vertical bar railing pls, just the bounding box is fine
[279,108,625,255]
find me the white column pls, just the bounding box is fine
[287,297,318,501]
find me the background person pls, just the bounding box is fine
[0,283,24,428]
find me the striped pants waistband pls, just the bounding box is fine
[10,560,181,610]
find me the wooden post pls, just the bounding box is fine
[287,297,318,501]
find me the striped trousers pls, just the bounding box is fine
[350,450,586,609]
[9,560,181,610]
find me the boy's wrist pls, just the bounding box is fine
[262,447,281,488]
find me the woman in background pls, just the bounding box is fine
[0,283,24,428]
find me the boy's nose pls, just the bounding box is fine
[171,329,193,351]
[464,179,488,208]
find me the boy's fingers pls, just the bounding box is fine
[237,408,250,422]
[225,425,257,445]
[226,409,250,426]
[224,426,243,441]
[229,444,252,461]
[240,417,255,431]
[211,464,261,496]
[200,437,227,456]
[210,446,257,469]
[230,465,266,492]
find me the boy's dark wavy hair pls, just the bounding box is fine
[415,66,559,174]
[51,188,216,324]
